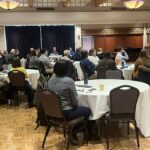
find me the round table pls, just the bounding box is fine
[26,69,40,89]
[117,64,134,80]
[75,79,150,137]
[0,69,40,89]
[49,55,62,61]
[73,61,84,80]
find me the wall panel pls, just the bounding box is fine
[116,35,134,48]
[104,36,116,52]
[133,35,143,48]
[94,34,143,51]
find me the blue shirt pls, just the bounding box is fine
[80,58,96,78]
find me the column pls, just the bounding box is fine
[143,27,148,48]
[0,26,6,51]
[75,25,81,49]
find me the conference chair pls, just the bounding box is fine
[105,69,123,79]
[102,85,140,149]
[37,89,88,150]
[8,70,26,105]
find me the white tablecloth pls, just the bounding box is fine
[26,69,40,89]
[49,55,62,61]
[74,61,84,80]
[75,79,150,137]
[117,64,134,80]
[0,69,40,89]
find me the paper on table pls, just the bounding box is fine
[76,86,96,93]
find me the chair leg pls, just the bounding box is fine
[63,127,66,138]
[16,91,19,105]
[104,119,109,150]
[95,119,100,140]
[42,124,51,148]
[133,120,140,148]
[100,118,103,142]
[66,128,72,150]
[34,117,40,130]
[127,121,130,138]
[84,120,88,145]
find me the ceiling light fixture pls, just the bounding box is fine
[0,0,20,10]
[122,0,144,9]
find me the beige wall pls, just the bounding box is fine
[0,26,6,51]
[0,11,150,25]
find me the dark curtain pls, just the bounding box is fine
[41,25,75,54]
[5,26,41,58]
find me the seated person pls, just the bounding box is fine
[80,50,97,79]
[98,52,117,70]
[115,48,129,65]
[96,48,104,59]
[48,60,91,121]
[29,49,40,69]
[0,50,5,71]
[88,48,99,67]
[5,49,16,64]
[75,47,82,61]
[39,49,53,74]
[0,76,10,103]
[68,47,75,60]
[60,50,72,61]
[133,49,150,80]
[50,46,58,56]
[11,58,34,107]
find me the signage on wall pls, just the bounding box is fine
[82,36,93,51]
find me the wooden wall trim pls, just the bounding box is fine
[82,28,144,36]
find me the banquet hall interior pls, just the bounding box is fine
[1,0,150,150]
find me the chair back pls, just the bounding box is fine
[37,90,64,120]
[110,85,139,119]
[8,70,25,88]
[38,61,47,76]
[80,62,85,74]
[80,62,87,80]
[105,70,122,79]
[138,66,150,85]
[96,65,108,79]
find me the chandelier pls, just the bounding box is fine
[122,0,144,9]
[0,0,20,10]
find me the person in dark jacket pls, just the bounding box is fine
[97,52,117,70]
[80,50,97,79]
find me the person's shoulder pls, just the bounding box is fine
[64,76,74,82]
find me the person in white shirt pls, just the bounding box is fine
[88,49,99,67]
[115,48,129,65]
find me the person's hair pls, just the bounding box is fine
[104,52,111,59]
[54,60,69,77]
[97,48,102,52]
[118,48,124,51]
[80,50,88,59]
[40,49,47,54]
[63,50,70,56]
[89,49,95,56]
[139,49,149,58]
[12,58,21,68]
[30,49,36,56]
[10,49,15,54]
